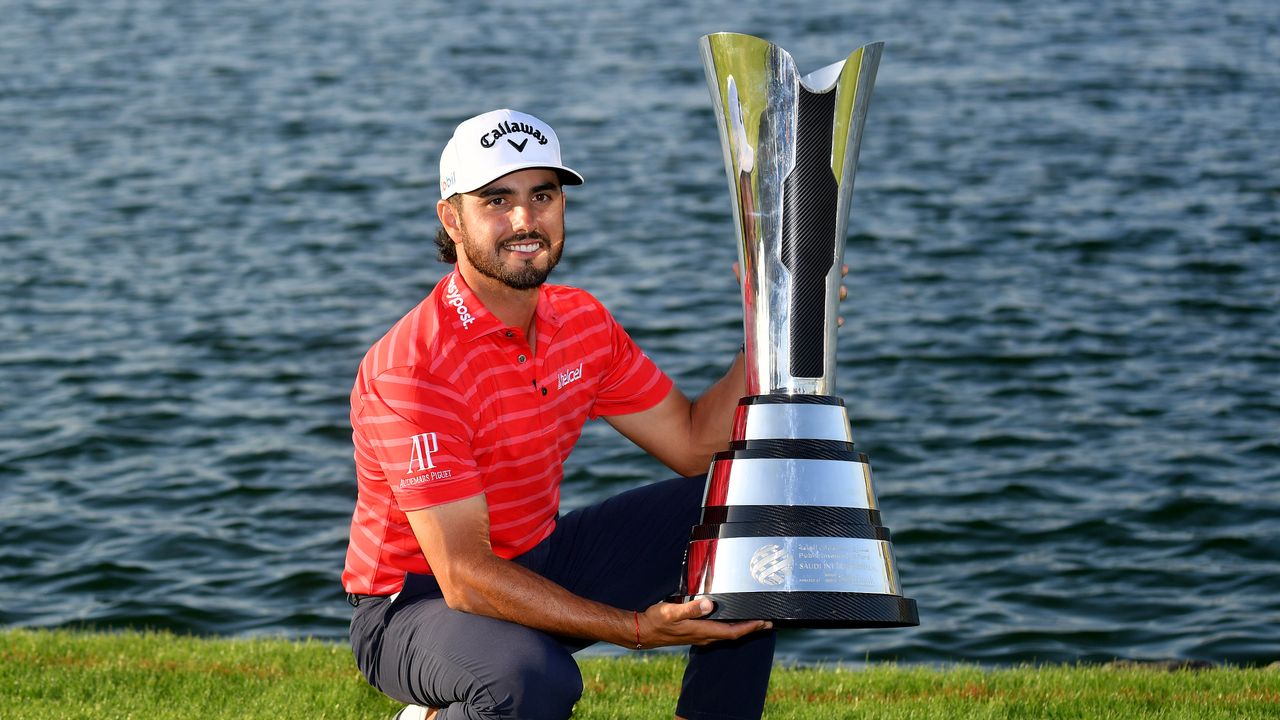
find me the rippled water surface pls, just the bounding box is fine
[2,0,1278,665]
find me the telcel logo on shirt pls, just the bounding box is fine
[556,363,583,390]
[445,275,475,329]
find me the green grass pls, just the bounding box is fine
[2,629,1277,719]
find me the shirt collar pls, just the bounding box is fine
[438,269,502,341]
[439,268,564,342]
[535,283,564,331]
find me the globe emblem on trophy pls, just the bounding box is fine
[749,544,793,586]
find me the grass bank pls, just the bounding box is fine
[2,629,1276,719]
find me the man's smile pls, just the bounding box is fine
[503,241,542,254]
[499,233,548,258]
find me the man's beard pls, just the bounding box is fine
[459,228,562,291]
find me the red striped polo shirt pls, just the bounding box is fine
[342,269,673,595]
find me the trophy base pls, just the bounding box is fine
[688,591,919,628]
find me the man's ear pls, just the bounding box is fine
[437,198,462,238]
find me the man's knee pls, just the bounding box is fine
[484,645,583,719]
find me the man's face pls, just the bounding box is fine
[447,168,566,291]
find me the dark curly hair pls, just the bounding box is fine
[434,196,463,263]
[435,226,457,263]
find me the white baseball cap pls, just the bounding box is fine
[438,109,585,199]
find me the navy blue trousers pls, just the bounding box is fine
[350,475,776,719]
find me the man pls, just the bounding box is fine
[343,108,775,720]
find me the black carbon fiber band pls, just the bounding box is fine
[701,591,919,628]
[738,394,846,407]
[689,521,892,542]
[780,87,839,380]
[699,505,883,526]
[715,439,865,462]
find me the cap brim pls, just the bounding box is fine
[449,163,584,197]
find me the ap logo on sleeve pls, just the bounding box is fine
[401,432,452,488]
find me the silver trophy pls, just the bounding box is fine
[674,33,918,627]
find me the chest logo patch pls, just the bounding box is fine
[556,362,584,390]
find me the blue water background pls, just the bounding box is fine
[2,0,1278,665]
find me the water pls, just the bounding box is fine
[2,0,1278,665]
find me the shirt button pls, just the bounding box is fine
[517,354,527,363]
[505,330,514,338]
[541,387,548,396]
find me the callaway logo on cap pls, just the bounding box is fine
[439,109,585,199]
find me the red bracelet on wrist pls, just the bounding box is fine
[633,610,642,650]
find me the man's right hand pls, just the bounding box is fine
[637,598,772,648]
[407,495,772,650]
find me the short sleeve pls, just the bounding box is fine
[588,311,674,419]
[355,369,485,511]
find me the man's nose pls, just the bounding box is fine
[509,203,535,233]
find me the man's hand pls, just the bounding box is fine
[637,598,771,648]
[409,497,755,649]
